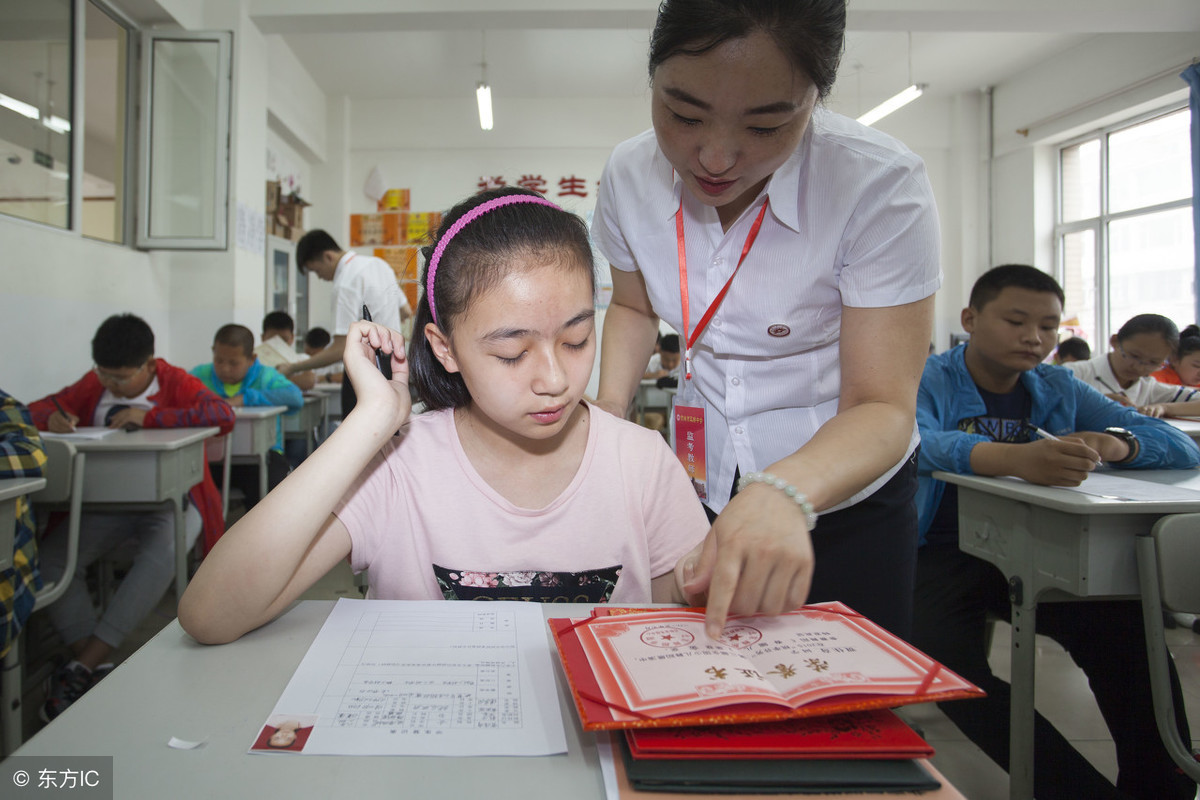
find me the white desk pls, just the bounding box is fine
[1166,417,1200,441]
[634,379,676,426]
[935,468,1200,800]
[43,428,219,595]
[283,394,325,457]
[0,477,46,574]
[309,383,341,436]
[10,600,962,798]
[229,406,288,502]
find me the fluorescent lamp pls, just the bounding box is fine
[0,92,39,120]
[44,114,71,134]
[476,82,493,131]
[857,83,926,126]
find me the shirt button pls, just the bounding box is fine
[731,377,741,386]
[713,318,722,327]
[734,426,744,435]
[713,257,724,266]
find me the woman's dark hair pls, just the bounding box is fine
[648,0,846,99]
[92,313,154,368]
[1174,324,1200,361]
[408,187,596,411]
[1114,314,1179,348]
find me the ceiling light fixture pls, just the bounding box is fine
[0,92,39,120]
[476,31,493,131]
[857,32,926,127]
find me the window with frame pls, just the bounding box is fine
[0,0,232,250]
[1056,106,1194,347]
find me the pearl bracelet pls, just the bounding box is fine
[736,471,818,530]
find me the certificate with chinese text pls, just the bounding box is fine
[551,602,983,730]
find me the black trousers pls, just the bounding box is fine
[913,542,1194,800]
[705,451,919,640]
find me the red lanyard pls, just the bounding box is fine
[676,198,768,380]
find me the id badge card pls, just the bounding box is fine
[672,378,708,502]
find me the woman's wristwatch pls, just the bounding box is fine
[1104,426,1139,464]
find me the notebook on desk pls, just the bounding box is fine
[41,427,118,441]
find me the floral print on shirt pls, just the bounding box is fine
[433,564,621,603]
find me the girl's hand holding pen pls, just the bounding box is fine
[343,320,410,430]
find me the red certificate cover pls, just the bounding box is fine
[624,708,934,760]
[549,602,984,731]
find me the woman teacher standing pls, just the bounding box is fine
[594,0,941,638]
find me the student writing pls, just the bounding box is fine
[192,323,304,507]
[912,265,1198,800]
[178,188,711,645]
[1064,313,1200,417]
[28,314,235,718]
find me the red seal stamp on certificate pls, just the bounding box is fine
[640,626,695,648]
[717,626,762,648]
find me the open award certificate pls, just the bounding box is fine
[551,602,983,730]
[252,599,567,756]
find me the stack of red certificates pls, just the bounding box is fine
[549,603,984,794]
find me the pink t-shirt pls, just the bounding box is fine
[334,403,709,604]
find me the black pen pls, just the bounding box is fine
[50,396,76,432]
[1095,376,1126,397]
[361,304,390,377]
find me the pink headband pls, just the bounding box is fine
[426,194,561,326]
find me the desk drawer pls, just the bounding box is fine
[232,418,276,455]
[81,442,206,503]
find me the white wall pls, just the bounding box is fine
[985,32,1195,336]
[7,7,1192,405]
[2,0,279,402]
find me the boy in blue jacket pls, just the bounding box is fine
[914,264,1197,800]
[193,324,303,509]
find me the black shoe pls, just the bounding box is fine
[41,661,93,722]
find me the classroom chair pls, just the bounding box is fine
[1,438,85,756]
[1136,514,1200,785]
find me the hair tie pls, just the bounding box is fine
[426,194,561,326]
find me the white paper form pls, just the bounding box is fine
[41,427,117,441]
[255,598,567,756]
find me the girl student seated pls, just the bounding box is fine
[1151,323,1200,387]
[179,188,712,645]
[1064,313,1200,418]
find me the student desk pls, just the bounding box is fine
[933,468,1200,800]
[40,428,219,595]
[229,406,288,502]
[283,394,325,457]
[309,382,341,436]
[634,379,676,426]
[1166,417,1200,441]
[0,477,46,573]
[9,601,963,799]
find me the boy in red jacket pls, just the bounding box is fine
[29,314,234,719]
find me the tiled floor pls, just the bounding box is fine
[17,563,1200,797]
[900,617,1200,799]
